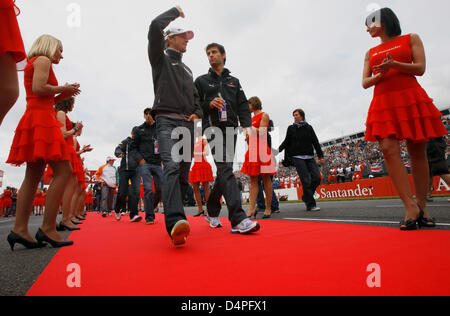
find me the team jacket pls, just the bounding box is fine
[148,7,202,119]
[132,122,161,166]
[195,68,252,129]
[114,137,139,171]
[95,164,118,188]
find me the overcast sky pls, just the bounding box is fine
[1,0,449,188]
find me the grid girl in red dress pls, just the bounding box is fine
[363,8,448,230]
[6,35,80,250]
[241,97,276,219]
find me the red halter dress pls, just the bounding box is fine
[7,57,69,165]
[365,34,447,143]
[63,115,83,177]
[0,0,26,69]
[189,140,214,184]
[241,112,277,176]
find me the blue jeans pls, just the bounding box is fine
[292,158,321,210]
[138,163,163,221]
[156,117,194,235]
[256,176,279,211]
[95,193,102,212]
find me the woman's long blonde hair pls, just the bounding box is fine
[28,34,62,60]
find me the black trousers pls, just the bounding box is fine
[206,127,248,227]
[115,169,140,218]
[292,157,321,210]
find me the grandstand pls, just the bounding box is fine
[235,107,449,191]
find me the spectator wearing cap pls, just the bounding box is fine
[95,157,118,217]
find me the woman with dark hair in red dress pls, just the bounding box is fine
[6,34,80,250]
[55,97,83,231]
[363,8,448,230]
[241,97,277,219]
[0,0,27,126]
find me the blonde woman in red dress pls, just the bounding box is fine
[0,0,27,126]
[363,8,448,230]
[6,34,80,250]
[241,97,277,219]
[189,138,214,217]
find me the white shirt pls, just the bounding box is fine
[102,164,117,188]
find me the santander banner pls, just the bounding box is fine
[296,176,450,200]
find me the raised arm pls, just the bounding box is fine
[148,7,182,66]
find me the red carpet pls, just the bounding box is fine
[26,213,450,296]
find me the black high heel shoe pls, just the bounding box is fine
[35,228,74,248]
[399,218,418,231]
[57,222,81,231]
[417,206,437,228]
[194,210,204,217]
[400,207,421,231]
[247,209,258,219]
[262,213,272,219]
[7,231,46,251]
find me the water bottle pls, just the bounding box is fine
[218,92,227,122]
[154,139,159,154]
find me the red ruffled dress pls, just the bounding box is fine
[35,191,44,207]
[0,190,12,207]
[189,140,214,184]
[6,57,69,165]
[86,190,93,204]
[43,164,54,184]
[4,190,12,207]
[0,0,27,69]
[75,142,87,190]
[241,112,277,176]
[62,115,84,179]
[365,34,447,143]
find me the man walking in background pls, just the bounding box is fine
[114,130,141,222]
[133,108,163,225]
[95,157,119,217]
[279,109,325,212]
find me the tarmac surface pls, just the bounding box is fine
[0,197,449,296]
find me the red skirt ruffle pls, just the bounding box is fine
[85,194,93,204]
[1,197,12,207]
[189,161,214,184]
[365,86,448,143]
[7,109,70,166]
[0,1,27,70]
[241,145,277,177]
